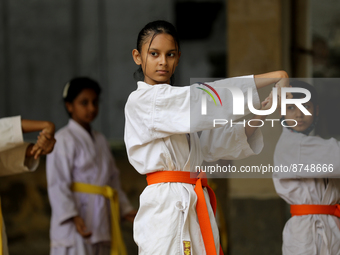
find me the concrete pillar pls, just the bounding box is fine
[291,0,312,77]
[227,0,286,198]
[228,0,283,76]
[226,0,290,254]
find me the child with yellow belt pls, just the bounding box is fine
[47,78,136,255]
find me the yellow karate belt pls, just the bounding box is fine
[70,183,127,255]
[0,198,3,255]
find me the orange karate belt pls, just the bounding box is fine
[290,204,340,217]
[146,171,224,255]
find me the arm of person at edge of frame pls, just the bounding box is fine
[245,71,290,138]
[21,119,56,159]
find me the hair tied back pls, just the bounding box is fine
[63,82,70,99]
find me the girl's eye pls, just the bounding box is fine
[80,101,88,106]
[168,53,175,57]
[287,105,295,110]
[151,52,158,56]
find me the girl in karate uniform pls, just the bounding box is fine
[0,116,56,255]
[124,20,290,255]
[273,81,340,255]
[46,78,135,255]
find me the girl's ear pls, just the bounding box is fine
[132,49,142,65]
[175,51,181,67]
[316,105,319,117]
[65,102,73,115]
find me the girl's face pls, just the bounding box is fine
[66,88,99,128]
[284,101,317,132]
[132,33,181,85]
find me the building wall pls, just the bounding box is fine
[0,0,226,141]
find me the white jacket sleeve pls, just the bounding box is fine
[0,116,24,152]
[0,143,39,176]
[125,76,260,145]
[201,125,263,162]
[274,128,340,178]
[46,134,78,224]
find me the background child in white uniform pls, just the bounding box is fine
[0,116,56,255]
[47,77,135,255]
[273,80,340,255]
[125,20,290,255]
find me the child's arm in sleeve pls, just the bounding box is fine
[274,131,340,178]
[200,124,264,162]
[200,93,274,162]
[0,143,39,176]
[254,70,289,89]
[126,72,289,144]
[0,116,24,152]
[46,134,78,225]
[21,119,55,134]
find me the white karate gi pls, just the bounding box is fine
[46,119,133,255]
[273,127,340,255]
[0,116,39,255]
[124,76,264,255]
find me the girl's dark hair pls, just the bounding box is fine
[134,20,181,84]
[290,80,318,107]
[63,77,101,103]
[63,77,101,116]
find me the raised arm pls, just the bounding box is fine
[244,71,289,138]
[21,119,55,134]
[245,91,274,138]
[200,72,288,162]
[21,119,56,159]
[126,72,289,147]
[46,134,78,225]
[254,70,289,89]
